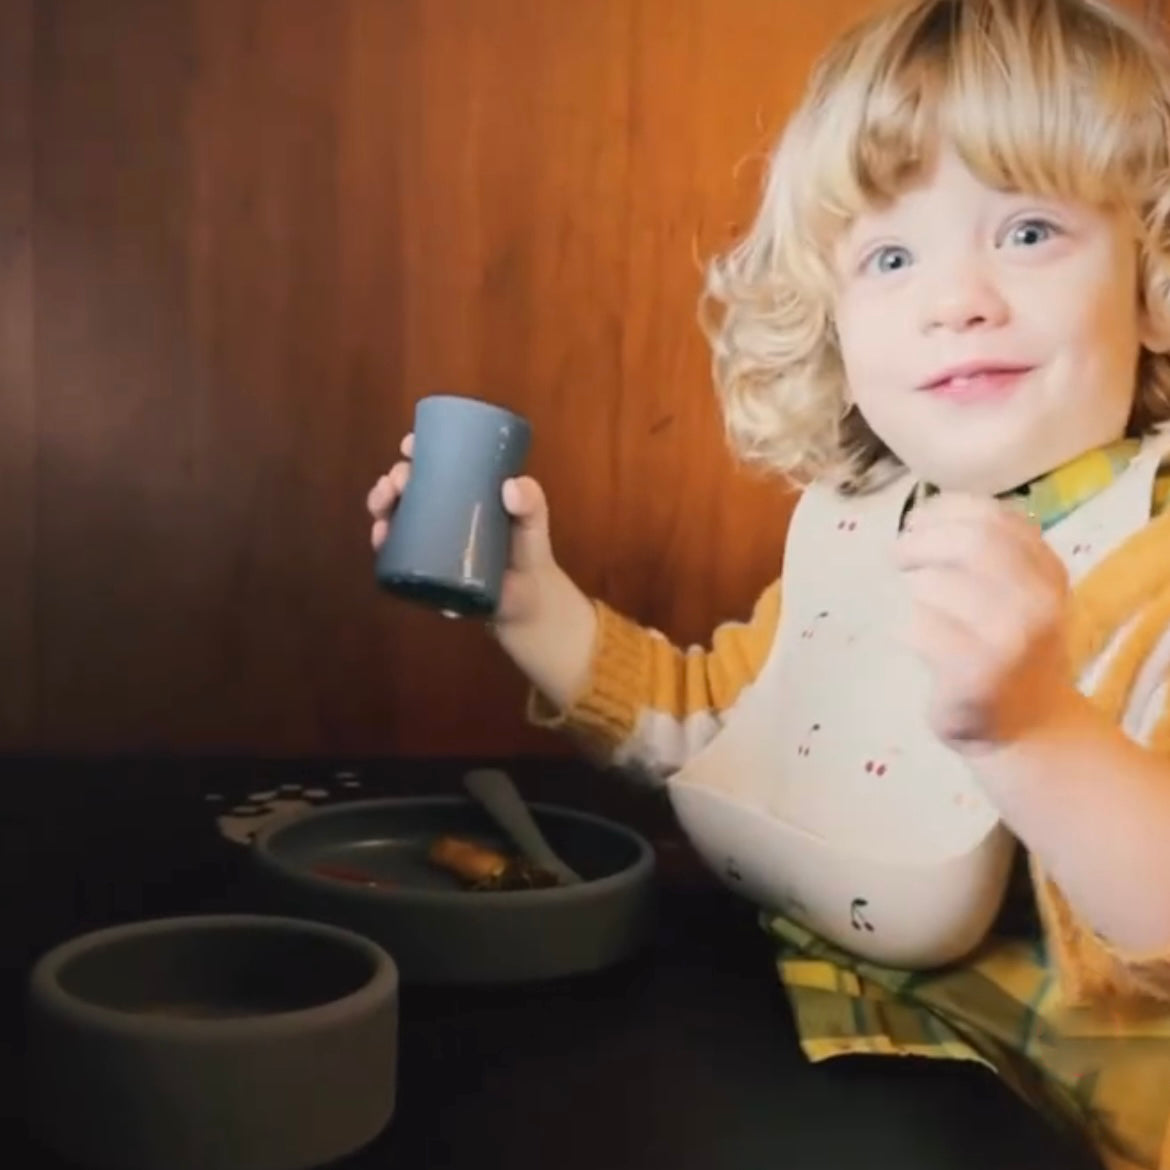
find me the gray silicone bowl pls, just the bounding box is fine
[26,914,398,1170]
[251,796,657,985]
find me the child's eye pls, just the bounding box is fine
[1003,218,1060,248]
[861,244,913,275]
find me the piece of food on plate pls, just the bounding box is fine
[428,834,561,891]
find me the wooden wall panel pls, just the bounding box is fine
[0,0,35,745]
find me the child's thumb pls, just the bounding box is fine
[502,476,554,570]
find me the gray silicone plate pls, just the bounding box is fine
[250,796,657,985]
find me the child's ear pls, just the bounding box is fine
[1140,324,1170,355]
[1138,295,1170,354]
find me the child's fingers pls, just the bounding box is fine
[366,476,392,517]
[370,517,389,550]
[387,460,410,498]
[502,476,554,571]
[502,475,546,520]
[400,433,414,458]
[366,462,411,519]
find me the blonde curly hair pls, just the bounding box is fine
[700,0,1170,493]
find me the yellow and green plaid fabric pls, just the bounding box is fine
[765,438,1170,1169]
[764,907,1170,1168]
[1003,438,1168,528]
[914,438,1169,525]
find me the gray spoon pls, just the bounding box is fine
[462,768,583,885]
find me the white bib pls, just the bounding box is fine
[667,433,1169,968]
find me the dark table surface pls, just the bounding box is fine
[0,756,1102,1170]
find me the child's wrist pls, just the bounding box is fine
[492,562,569,637]
[493,566,598,711]
[966,686,1102,772]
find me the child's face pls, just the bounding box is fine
[833,146,1146,494]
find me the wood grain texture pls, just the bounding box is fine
[0,0,36,744]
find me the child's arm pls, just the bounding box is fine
[897,489,1170,999]
[368,455,781,778]
[521,580,782,782]
[491,561,600,714]
[968,683,1170,975]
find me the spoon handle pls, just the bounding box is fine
[462,768,583,885]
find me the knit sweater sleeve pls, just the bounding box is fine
[527,579,781,783]
[1043,626,1170,1004]
[1036,482,1170,1005]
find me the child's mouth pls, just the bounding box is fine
[921,363,1034,403]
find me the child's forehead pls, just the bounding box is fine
[847,148,1074,217]
[811,128,1137,251]
[821,145,1141,270]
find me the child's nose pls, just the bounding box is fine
[922,263,1010,333]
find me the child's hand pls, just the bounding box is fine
[894,494,1079,753]
[366,434,559,626]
